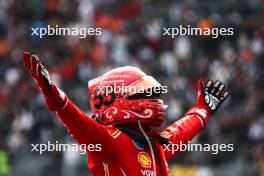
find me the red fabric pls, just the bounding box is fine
[161,108,209,160]
[55,98,210,176]
[44,85,67,111]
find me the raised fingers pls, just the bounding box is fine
[22,52,41,76]
[220,91,229,101]
[215,84,225,96]
[22,51,31,69]
[205,80,213,92]
[211,80,221,94]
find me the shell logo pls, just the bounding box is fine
[137,152,151,168]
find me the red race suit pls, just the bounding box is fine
[56,98,208,176]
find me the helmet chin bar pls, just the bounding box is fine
[91,98,167,127]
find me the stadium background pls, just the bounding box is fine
[0,0,263,175]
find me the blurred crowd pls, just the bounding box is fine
[0,0,263,175]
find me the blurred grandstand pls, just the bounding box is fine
[0,0,263,175]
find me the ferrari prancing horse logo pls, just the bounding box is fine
[138,152,151,168]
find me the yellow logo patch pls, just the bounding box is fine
[138,152,151,168]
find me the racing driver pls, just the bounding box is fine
[22,51,229,176]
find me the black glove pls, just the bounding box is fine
[202,80,229,111]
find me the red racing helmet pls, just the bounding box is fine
[88,66,167,127]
